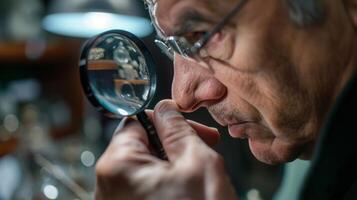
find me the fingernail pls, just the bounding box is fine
[207,127,219,132]
[144,109,154,116]
[113,117,135,136]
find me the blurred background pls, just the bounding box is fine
[0,0,283,199]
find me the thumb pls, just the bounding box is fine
[153,100,210,160]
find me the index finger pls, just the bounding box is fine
[153,100,212,161]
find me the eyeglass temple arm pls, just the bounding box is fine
[190,0,247,54]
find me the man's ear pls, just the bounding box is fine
[344,0,357,27]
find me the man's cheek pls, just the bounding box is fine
[230,35,271,73]
[206,31,235,61]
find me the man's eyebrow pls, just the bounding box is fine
[171,10,211,36]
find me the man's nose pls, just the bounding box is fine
[172,55,227,112]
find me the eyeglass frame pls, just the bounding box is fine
[147,0,248,60]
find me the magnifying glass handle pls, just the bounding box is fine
[137,112,168,160]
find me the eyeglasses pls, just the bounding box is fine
[148,0,247,61]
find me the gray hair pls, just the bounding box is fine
[144,0,325,26]
[287,0,325,26]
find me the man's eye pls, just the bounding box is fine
[184,31,206,44]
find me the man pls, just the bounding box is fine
[95,0,357,199]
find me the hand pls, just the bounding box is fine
[95,100,237,200]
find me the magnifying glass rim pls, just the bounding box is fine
[79,29,157,118]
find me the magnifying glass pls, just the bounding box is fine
[79,30,167,160]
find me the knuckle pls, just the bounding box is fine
[180,148,206,175]
[162,124,196,147]
[186,147,225,171]
[118,138,148,154]
[179,164,204,183]
[184,138,211,159]
[95,159,131,190]
[112,133,149,155]
[209,152,225,171]
[164,113,185,125]
[95,151,130,180]
[95,157,115,179]
[175,150,225,186]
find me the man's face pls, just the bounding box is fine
[152,0,356,164]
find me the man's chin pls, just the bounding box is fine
[248,138,302,165]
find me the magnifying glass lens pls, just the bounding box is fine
[85,33,151,116]
[80,30,166,160]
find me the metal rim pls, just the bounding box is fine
[79,29,157,118]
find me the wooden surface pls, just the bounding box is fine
[114,79,148,85]
[87,60,117,70]
[0,39,81,64]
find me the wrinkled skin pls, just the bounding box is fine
[96,0,357,199]
[96,101,236,200]
[155,0,357,164]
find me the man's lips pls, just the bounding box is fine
[208,110,262,139]
[228,122,273,141]
[228,122,258,139]
[228,123,251,139]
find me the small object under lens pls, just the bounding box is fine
[79,30,167,160]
